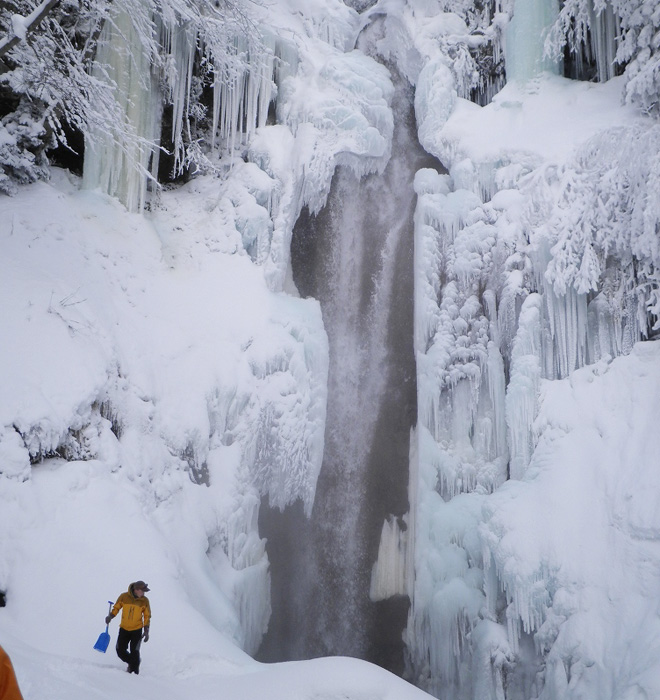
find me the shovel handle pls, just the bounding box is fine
[105,600,113,631]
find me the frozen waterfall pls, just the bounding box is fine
[69,0,660,698]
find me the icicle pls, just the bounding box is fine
[581,0,621,83]
[161,19,197,174]
[486,341,508,465]
[531,242,589,380]
[587,293,614,362]
[551,287,589,379]
[591,3,619,82]
[210,32,279,154]
[506,293,542,479]
[369,515,410,601]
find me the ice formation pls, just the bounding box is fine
[82,4,162,212]
[371,1,660,698]
[370,515,412,602]
[504,0,560,83]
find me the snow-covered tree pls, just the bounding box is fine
[549,0,660,114]
[544,123,660,334]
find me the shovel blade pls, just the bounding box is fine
[93,631,111,653]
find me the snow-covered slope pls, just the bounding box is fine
[4,632,434,700]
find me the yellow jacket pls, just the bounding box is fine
[0,645,24,700]
[111,584,151,631]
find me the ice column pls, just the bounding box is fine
[590,3,620,82]
[370,514,411,601]
[505,0,561,82]
[82,5,161,212]
[505,293,542,479]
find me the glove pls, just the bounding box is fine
[105,615,113,625]
[142,626,149,642]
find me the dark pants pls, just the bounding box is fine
[116,627,142,673]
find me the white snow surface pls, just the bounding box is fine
[438,74,644,165]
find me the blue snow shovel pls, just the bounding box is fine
[93,601,114,653]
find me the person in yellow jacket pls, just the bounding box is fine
[0,644,24,700]
[106,581,151,674]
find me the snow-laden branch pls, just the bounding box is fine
[0,0,60,61]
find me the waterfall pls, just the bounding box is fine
[257,46,439,671]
